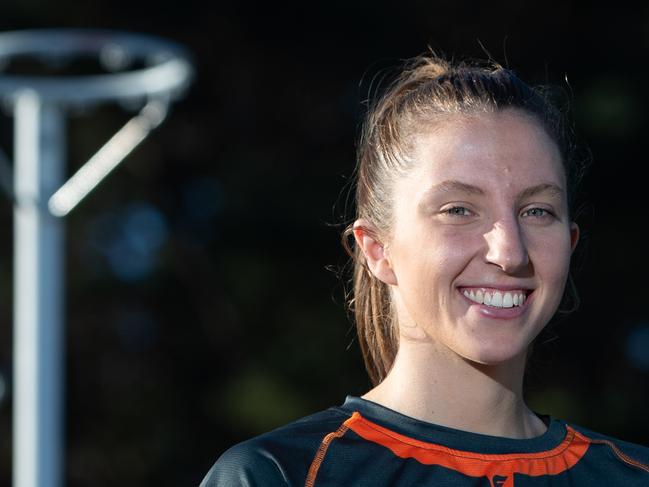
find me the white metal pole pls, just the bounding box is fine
[13,89,65,487]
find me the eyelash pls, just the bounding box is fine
[522,207,553,219]
[443,206,473,217]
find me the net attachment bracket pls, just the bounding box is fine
[48,96,169,217]
[0,28,194,216]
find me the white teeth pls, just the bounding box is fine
[462,288,528,308]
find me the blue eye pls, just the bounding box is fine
[523,208,552,218]
[444,206,472,217]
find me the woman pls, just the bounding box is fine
[201,54,649,486]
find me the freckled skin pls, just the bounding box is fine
[385,109,579,366]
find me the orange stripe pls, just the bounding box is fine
[304,420,351,487]
[345,412,591,481]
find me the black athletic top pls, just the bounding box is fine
[200,396,649,486]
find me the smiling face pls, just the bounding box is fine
[374,108,579,366]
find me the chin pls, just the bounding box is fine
[460,339,530,366]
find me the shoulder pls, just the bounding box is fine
[200,406,351,487]
[199,438,286,487]
[565,420,649,467]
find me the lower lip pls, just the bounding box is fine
[459,289,533,320]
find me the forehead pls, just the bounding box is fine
[407,110,565,192]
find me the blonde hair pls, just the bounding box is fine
[342,53,583,386]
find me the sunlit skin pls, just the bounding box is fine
[354,109,579,439]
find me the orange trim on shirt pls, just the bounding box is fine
[345,411,591,486]
[304,422,350,487]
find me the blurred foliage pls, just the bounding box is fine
[0,1,648,486]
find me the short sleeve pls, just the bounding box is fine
[199,440,289,487]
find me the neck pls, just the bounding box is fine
[362,338,546,439]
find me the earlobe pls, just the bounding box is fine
[570,222,580,252]
[353,219,398,286]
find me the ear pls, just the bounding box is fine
[353,219,398,285]
[570,222,580,253]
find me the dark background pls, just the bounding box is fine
[0,1,648,485]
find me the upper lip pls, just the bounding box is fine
[458,284,534,292]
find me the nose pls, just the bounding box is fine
[483,217,530,273]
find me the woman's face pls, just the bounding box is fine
[380,109,579,365]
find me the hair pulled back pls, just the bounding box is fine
[343,53,584,386]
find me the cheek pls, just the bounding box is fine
[393,231,477,306]
[527,228,573,283]
[432,230,485,283]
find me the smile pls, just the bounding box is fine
[460,288,530,309]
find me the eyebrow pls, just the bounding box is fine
[518,182,564,200]
[426,180,486,196]
[421,180,565,203]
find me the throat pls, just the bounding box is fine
[363,345,539,438]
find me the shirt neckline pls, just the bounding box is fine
[339,395,568,455]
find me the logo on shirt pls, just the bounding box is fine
[490,475,509,487]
